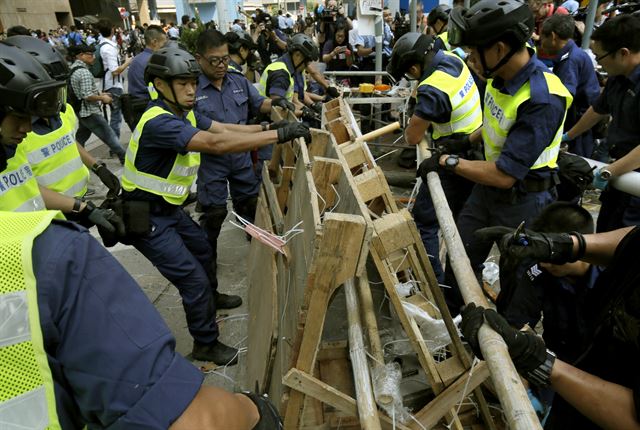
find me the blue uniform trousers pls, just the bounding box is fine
[443,184,556,311]
[596,187,640,232]
[129,207,219,344]
[412,172,474,283]
[198,152,260,208]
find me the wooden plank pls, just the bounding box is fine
[340,141,373,170]
[283,369,413,430]
[326,119,352,144]
[276,142,297,211]
[246,187,279,393]
[326,107,342,122]
[309,129,332,159]
[311,157,343,211]
[262,165,284,234]
[371,213,418,259]
[411,362,490,430]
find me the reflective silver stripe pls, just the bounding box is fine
[123,166,188,197]
[452,90,480,118]
[172,164,199,177]
[483,123,507,148]
[26,133,76,164]
[449,75,477,107]
[0,291,30,348]
[34,157,85,187]
[433,108,482,136]
[0,386,49,429]
[14,196,46,212]
[532,143,560,168]
[61,178,89,197]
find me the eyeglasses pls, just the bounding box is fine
[205,55,231,67]
[595,48,618,62]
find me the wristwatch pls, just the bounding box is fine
[91,161,106,173]
[261,121,270,132]
[444,154,460,172]
[525,349,556,388]
[600,168,612,180]
[71,198,83,214]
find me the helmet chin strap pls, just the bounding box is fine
[157,79,192,113]
[478,44,519,79]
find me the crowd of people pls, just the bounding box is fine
[1,0,640,428]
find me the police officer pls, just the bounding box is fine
[194,29,296,306]
[539,14,600,157]
[388,32,482,282]
[564,15,640,232]
[427,4,452,51]
[429,0,572,310]
[463,224,640,430]
[0,43,122,234]
[225,29,262,83]
[3,36,121,199]
[120,46,309,364]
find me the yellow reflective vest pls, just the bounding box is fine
[0,145,46,212]
[20,104,90,198]
[121,106,200,205]
[417,52,483,141]
[256,60,305,101]
[0,210,64,429]
[482,71,572,170]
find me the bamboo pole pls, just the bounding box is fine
[344,278,383,430]
[417,141,542,430]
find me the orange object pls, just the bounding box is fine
[374,84,391,91]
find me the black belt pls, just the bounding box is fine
[521,173,560,193]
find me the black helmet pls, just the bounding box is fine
[0,43,66,117]
[225,30,257,53]
[386,32,434,81]
[3,36,70,81]
[448,0,534,48]
[427,5,451,26]
[287,33,319,62]
[144,46,201,84]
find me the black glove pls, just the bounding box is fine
[484,309,547,373]
[416,154,442,181]
[268,120,290,130]
[242,392,283,430]
[93,163,121,197]
[80,201,125,235]
[460,303,485,359]
[475,226,576,264]
[277,122,311,143]
[436,135,471,154]
[301,106,320,122]
[272,97,296,112]
[311,101,323,114]
[325,86,340,100]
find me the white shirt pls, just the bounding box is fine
[167,26,180,39]
[100,37,123,90]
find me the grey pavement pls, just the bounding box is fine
[83,120,250,393]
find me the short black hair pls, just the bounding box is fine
[592,15,640,53]
[531,202,594,234]
[7,25,30,37]
[196,28,227,54]
[144,25,166,45]
[182,14,190,25]
[541,14,574,39]
[97,19,112,38]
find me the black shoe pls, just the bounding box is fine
[215,292,242,309]
[192,340,239,365]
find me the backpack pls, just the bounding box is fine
[67,66,84,114]
[556,151,595,202]
[89,42,107,78]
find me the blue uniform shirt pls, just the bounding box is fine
[128,48,154,100]
[553,40,600,119]
[592,63,640,159]
[266,53,305,102]
[34,221,203,429]
[414,50,462,125]
[490,53,566,181]
[30,115,63,135]
[122,99,212,203]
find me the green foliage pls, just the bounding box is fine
[179,9,205,55]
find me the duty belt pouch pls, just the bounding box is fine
[123,200,151,237]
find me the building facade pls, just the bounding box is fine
[0,0,74,33]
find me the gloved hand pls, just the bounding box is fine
[592,168,609,190]
[436,135,471,154]
[93,163,121,197]
[475,226,576,264]
[80,200,125,235]
[301,106,320,122]
[311,101,323,114]
[561,132,571,142]
[272,97,296,112]
[241,392,283,430]
[325,86,340,100]
[416,153,442,181]
[460,303,485,359]
[268,120,290,131]
[277,122,311,143]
